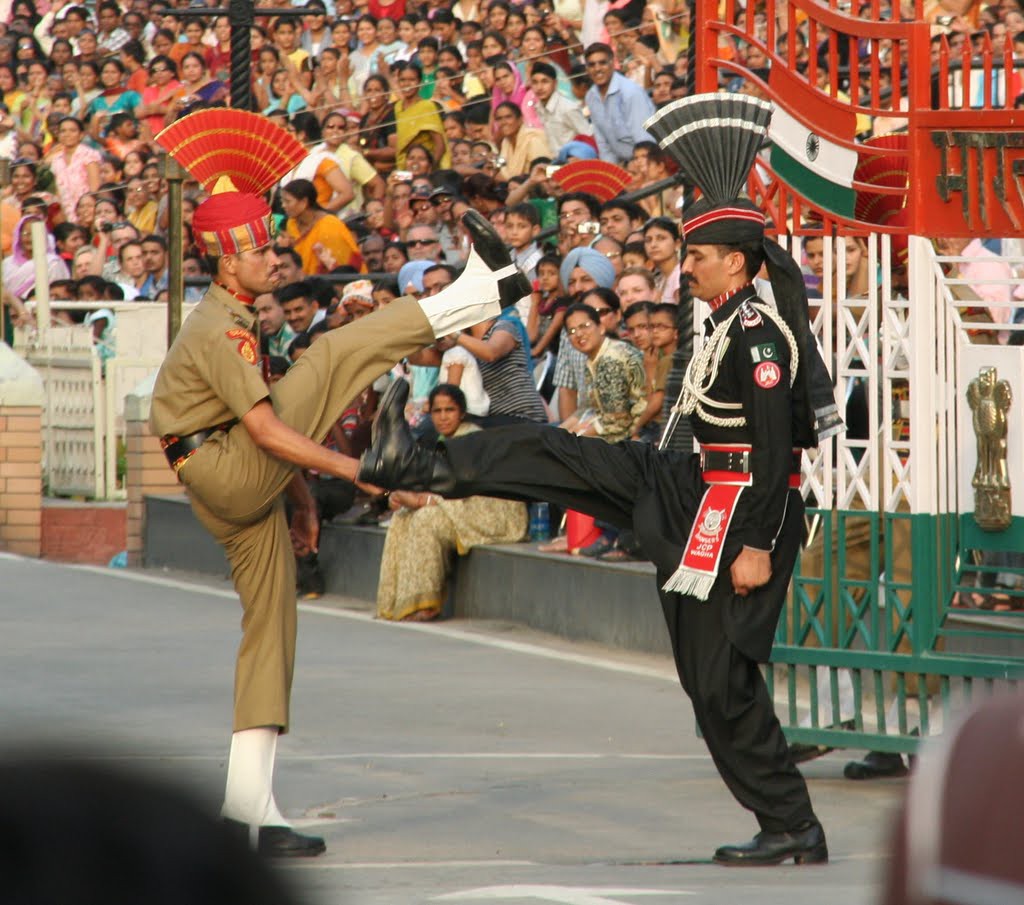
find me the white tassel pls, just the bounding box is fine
[662,566,716,600]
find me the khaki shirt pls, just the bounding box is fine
[150,283,269,439]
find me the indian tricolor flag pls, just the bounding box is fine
[768,66,858,218]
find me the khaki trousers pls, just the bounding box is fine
[181,298,434,732]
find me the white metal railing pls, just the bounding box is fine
[12,301,192,499]
[21,327,105,498]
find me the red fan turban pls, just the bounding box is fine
[192,191,273,257]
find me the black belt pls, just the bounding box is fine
[160,419,238,473]
[699,446,802,474]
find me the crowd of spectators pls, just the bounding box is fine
[1,0,1023,594]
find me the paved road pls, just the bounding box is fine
[0,553,904,905]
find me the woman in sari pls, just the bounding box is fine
[491,60,542,131]
[349,14,382,95]
[376,384,528,622]
[2,215,70,303]
[393,61,447,169]
[136,55,182,141]
[357,73,397,175]
[86,59,141,140]
[281,112,355,214]
[280,178,364,275]
[164,53,228,124]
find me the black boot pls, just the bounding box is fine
[462,209,532,309]
[713,822,828,866]
[223,818,327,858]
[843,750,908,780]
[358,379,455,493]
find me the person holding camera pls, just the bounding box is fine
[556,191,602,256]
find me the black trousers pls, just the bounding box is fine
[443,423,817,833]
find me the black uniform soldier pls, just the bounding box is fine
[358,95,842,865]
[149,110,530,857]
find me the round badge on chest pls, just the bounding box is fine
[754,361,781,389]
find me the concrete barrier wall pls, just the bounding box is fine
[143,495,672,657]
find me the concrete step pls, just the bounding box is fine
[144,495,1024,662]
[144,495,671,656]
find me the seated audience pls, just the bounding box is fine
[376,384,528,622]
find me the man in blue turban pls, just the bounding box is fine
[559,246,616,293]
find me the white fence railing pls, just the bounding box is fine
[13,301,194,500]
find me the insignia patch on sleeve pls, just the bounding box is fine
[738,301,763,329]
[750,342,777,363]
[225,328,258,365]
[753,361,782,389]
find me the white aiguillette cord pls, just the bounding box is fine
[659,301,801,448]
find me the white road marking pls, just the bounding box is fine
[86,751,711,763]
[34,560,813,710]
[285,860,536,871]
[69,564,679,683]
[433,886,693,903]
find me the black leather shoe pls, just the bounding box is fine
[713,822,828,866]
[462,209,532,310]
[843,750,907,780]
[359,379,455,493]
[258,825,326,858]
[222,819,326,858]
[370,377,409,450]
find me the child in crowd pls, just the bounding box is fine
[528,254,566,359]
[505,202,543,280]
[621,241,649,270]
[635,302,679,441]
[437,331,490,418]
[372,280,399,308]
[622,301,661,442]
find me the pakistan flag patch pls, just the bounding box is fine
[750,342,778,363]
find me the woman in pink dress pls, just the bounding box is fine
[47,117,101,224]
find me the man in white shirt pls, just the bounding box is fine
[530,61,593,155]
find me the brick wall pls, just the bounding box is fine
[125,418,184,567]
[0,405,42,557]
[41,502,126,564]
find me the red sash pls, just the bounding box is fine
[662,477,750,600]
[662,448,802,600]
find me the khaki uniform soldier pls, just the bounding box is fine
[150,109,530,857]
